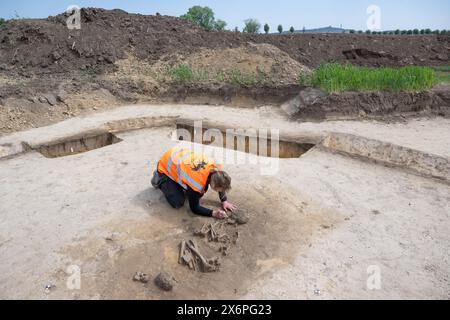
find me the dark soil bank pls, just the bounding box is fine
[1,7,449,76]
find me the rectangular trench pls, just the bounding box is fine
[176,121,315,159]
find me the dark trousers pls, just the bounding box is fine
[159,174,186,209]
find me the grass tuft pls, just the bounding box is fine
[301,63,437,93]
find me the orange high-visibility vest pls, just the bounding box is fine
[157,146,222,193]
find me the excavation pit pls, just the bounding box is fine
[176,122,316,159]
[30,131,122,158]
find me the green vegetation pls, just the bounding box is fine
[214,19,227,31]
[165,64,208,82]
[264,23,270,34]
[180,6,227,31]
[358,28,447,36]
[300,63,437,93]
[289,26,295,33]
[0,18,8,28]
[432,65,450,84]
[277,24,283,34]
[243,19,261,33]
[222,69,271,86]
[80,67,101,83]
[164,64,271,86]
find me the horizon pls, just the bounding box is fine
[0,0,449,31]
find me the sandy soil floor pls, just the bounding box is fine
[0,104,449,299]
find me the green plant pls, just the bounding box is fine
[181,6,215,30]
[214,20,227,31]
[165,64,210,83]
[0,18,6,27]
[167,64,194,82]
[80,67,101,83]
[289,26,295,33]
[298,73,313,86]
[181,6,227,31]
[432,65,450,84]
[243,19,261,33]
[264,23,270,34]
[303,63,437,93]
[277,24,283,34]
[226,69,270,86]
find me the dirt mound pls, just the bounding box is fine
[0,8,449,135]
[170,43,311,84]
[284,87,450,121]
[1,7,448,78]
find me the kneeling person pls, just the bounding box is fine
[152,147,237,219]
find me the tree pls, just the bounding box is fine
[413,29,419,35]
[264,23,270,34]
[432,30,440,34]
[425,29,431,34]
[420,29,425,34]
[181,6,216,30]
[214,19,227,31]
[277,24,283,34]
[243,19,261,33]
[349,29,356,34]
[234,26,239,32]
[289,26,295,33]
[365,30,372,34]
[394,29,400,35]
[0,18,6,27]
[357,30,363,34]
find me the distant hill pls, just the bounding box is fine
[280,26,348,34]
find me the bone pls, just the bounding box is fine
[186,240,220,273]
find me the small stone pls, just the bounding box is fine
[56,91,68,103]
[44,94,57,106]
[44,284,56,294]
[51,51,62,61]
[229,209,249,225]
[154,272,174,291]
[133,272,149,284]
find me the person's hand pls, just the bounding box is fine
[222,201,238,213]
[212,209,228,220]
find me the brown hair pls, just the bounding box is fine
[210,170,232,192]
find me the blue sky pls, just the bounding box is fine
[1,0,449,31]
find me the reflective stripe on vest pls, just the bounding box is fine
[158,146,220,193]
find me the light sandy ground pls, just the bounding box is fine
[0,104,449,299]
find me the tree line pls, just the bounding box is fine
[181,6,448,35]
[350,29,448,35]
[180,6,296,34]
